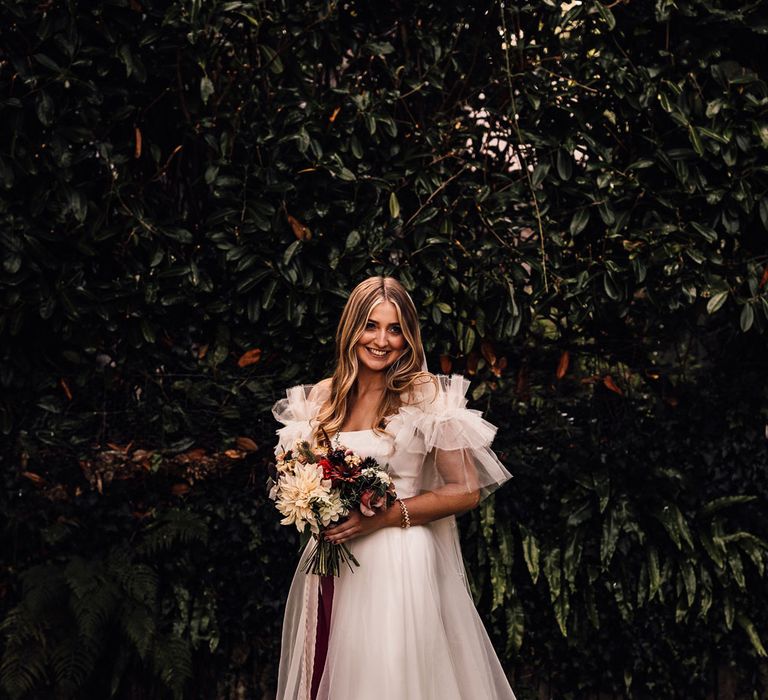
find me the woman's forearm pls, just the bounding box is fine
[324,487,480,544]
[380,488,481,529]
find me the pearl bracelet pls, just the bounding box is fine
[397,499,411,529]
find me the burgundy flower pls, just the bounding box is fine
[324,459,361,484]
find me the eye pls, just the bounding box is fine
[389,325,402,334]
[365,321,376,329]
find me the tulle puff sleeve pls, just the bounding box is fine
[271,381,329,455]
[388,374,512,502]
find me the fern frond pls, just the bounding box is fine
[51,635,97,696]
[0,638,50,699]
[119,600,157,659]
[63,555,105,599]
[150,634,193,700]
[111,561,159,606]
[0,606,47,645]
[71,580,120,639]
[138,509,209,557]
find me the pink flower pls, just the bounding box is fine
[359,489,385,517]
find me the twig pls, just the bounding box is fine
[499,1,549,292]
[403,166,467,230]
[175,49,192,125]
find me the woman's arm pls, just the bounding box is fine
[322,489,480,544]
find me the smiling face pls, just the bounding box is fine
[355,300,408,373]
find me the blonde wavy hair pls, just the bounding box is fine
[312,276,435,445]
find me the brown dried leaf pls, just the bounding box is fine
[236,436,259,452]
[480,341,497,366]
[177,448,206,463]
[603,375,624,396]
[556,350,570,380]
[59,377,73,401]
[171,483,191,496]
[106,441,133,453]
[439,354,452,374]
[237,348,262,368]
[466,352,479,376]
[287,213,311,240]
[759,266,768,289]
[224,449,245,460]
[21,471,45,485]
[134,126,142,158]
[329,106,341,123]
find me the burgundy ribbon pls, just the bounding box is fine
[310,575,334,699]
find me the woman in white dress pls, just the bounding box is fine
[272,276,516,700]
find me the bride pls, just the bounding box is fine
[272,276,516,700]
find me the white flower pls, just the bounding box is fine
[275,463,331,533]
[361,467,392,486]
[275,457,292,474]
[317,491,346,528]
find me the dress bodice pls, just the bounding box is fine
[336,428,424,499]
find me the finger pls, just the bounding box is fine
[325,527,348,541]
[324,524,342,537]
[328,526,356,543]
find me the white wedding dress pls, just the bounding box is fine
[272,374,516,700]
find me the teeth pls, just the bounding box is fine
[367,348,388,357]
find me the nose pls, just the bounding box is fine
[375,328,388,346]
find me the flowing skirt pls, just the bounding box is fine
[276,517,517,700]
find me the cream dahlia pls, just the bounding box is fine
[275,462,331,533]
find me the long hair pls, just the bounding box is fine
[312,277,435,444]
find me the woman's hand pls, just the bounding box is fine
[323,509,386,545]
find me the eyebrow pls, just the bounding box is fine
[366,319,401,326]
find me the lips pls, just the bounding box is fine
[365,347,389,358]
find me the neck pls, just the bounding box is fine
[353,366,387,396]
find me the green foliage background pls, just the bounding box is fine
[2,0,768,697]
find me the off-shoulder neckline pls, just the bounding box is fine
[338,407,405,435]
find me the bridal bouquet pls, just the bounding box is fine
[268,439,396,576]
